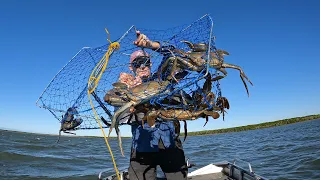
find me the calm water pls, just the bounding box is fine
[1,119,319,180]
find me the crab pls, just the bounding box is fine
[57,107,83,143]
[145,74,230,125]
[158,40,254,96]
[143,108,220,125]
[104,80,171,157]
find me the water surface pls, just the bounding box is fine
[1,119,319,180]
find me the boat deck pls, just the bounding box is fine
[100,161,267,180]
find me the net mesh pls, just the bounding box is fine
[37,14,228,130]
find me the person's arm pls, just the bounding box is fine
[134,31,177,56]
[134,31,160,50]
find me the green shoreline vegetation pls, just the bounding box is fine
[1,114,319,137]
[184,114,320,136]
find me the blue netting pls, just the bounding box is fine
[37,14,231,130]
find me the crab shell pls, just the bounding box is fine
[127,81,170,102]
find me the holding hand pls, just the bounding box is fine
[134,31,160,50]
[119,72,142,88]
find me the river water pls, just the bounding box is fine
[1,119,319,180]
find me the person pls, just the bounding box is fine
[118,31,188,180]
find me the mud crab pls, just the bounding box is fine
[57,107,83,143]
[158,40,254,96]
[104,80,171,156]
[143,74,230,127]
[104,74,229,154]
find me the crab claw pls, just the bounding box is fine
[204,111,220,119]
[215,97,230,121]
[203,73,212,93]
[216,97,230,110]
[216,49,230,57]
[181,40,194,49]
[203,111,220,127]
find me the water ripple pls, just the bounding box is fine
[0,119,319,179]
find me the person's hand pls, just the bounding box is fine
[119,73,135,85]
[119,73,142,88]
[134,30,152,48]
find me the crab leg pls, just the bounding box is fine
[183,120,187,142]
[109,100,138,157]
[108,101,135,137]
[115,125,124,157]
[175,56,203,72]
[203,116,209,127]
[157,56,172,81]
[202,73,212,93]
[218,68,228,76]
[159,56,205,81]
[171,57,179,83]
[221,63,253,96]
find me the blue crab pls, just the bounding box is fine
[104,80,170,156]
[158,41,254,96]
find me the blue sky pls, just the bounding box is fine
[0,0,319,137]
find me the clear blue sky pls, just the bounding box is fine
[1,0,319,137]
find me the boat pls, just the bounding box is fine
[98,159,268,180]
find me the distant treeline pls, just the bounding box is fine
[1,114,319,137]
[184,114,320,136]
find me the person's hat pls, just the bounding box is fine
[130,50,149,63]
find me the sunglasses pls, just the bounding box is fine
[131,56,151,68]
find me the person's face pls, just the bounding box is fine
[130,56,152,78]
[135,66,151,78]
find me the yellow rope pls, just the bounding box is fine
[88,41,120,94]
[88,94,120,180]
[87,29,121,180]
